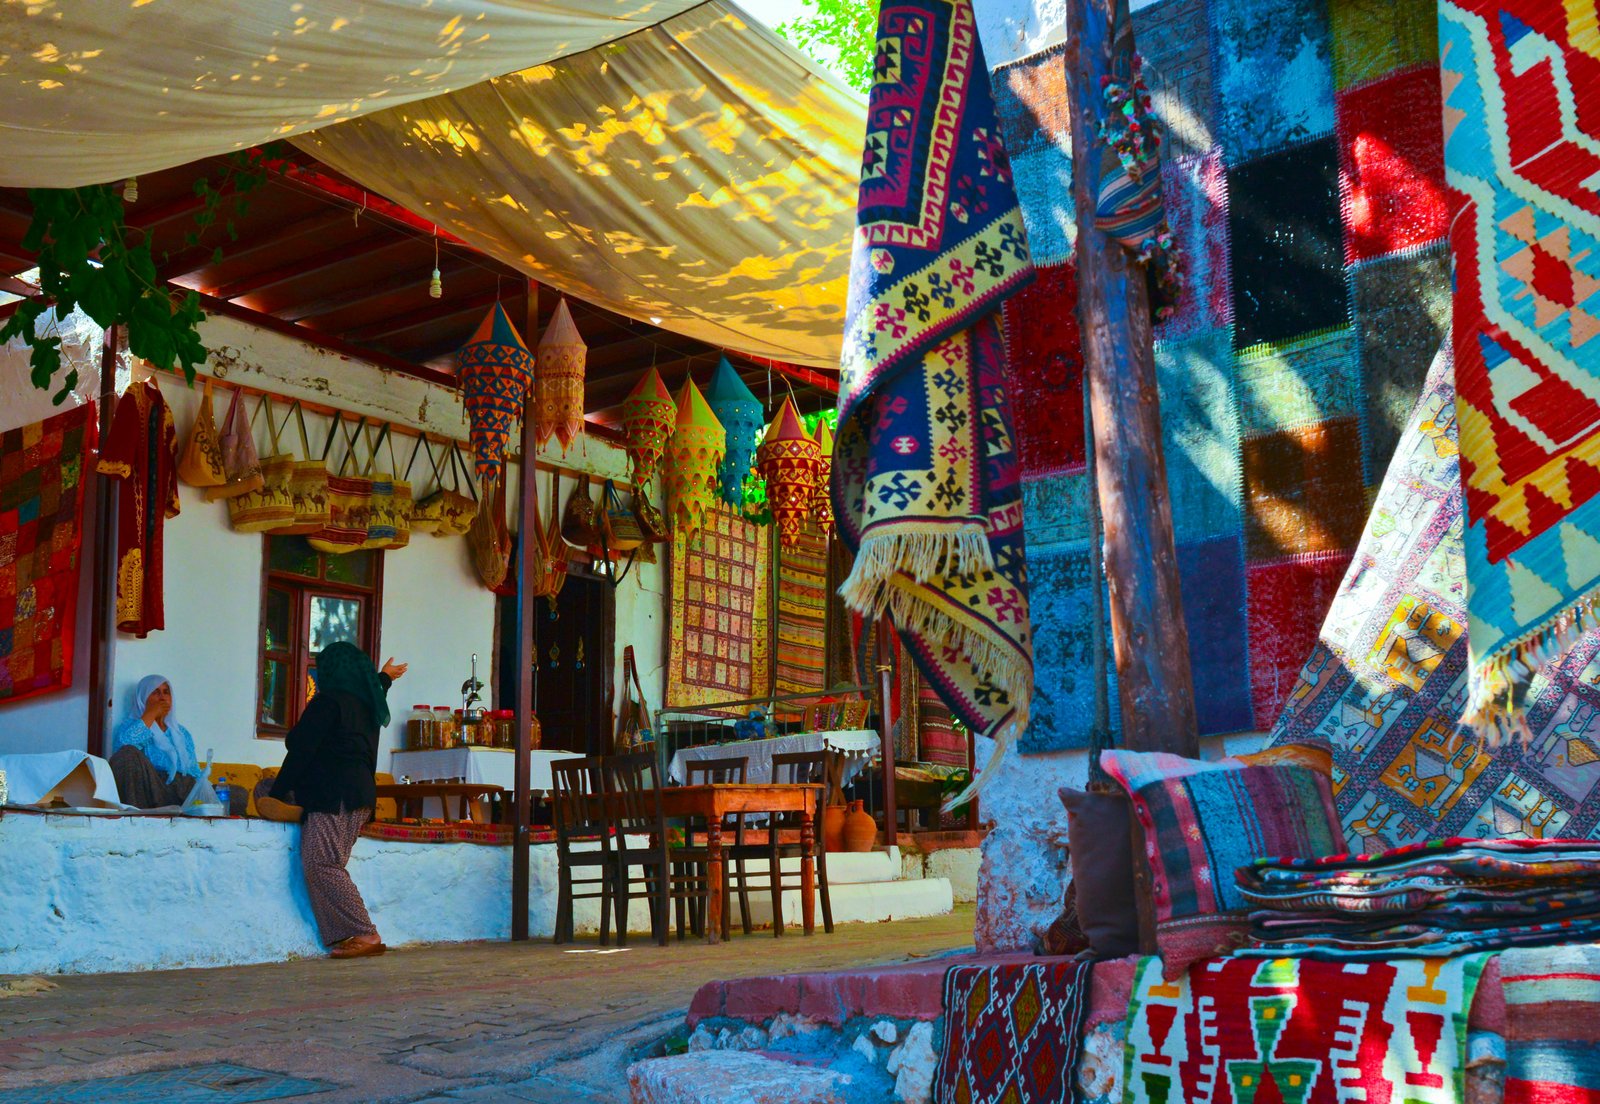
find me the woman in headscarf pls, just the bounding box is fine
[268,642,407,960]
[109,675,201,808]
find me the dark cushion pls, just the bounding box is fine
[1059,787,1141,958]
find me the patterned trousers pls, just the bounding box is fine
[301,807,377,945]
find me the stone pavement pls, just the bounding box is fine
[0,906,975,1103]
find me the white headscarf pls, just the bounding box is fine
[123,674,198,780]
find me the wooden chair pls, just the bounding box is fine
[603,751,712,947]
[684,755,754,937]
[550,756,612,946]
[768,750,836,936]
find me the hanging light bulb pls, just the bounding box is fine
[122,177,138,204]
[428,234,442,298]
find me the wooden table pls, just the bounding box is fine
[590,782,819,945]
[374,782,504,822]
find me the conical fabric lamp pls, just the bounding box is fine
[620,366,676,487]
[456,302,532,483]
[666,377,725,536]
[756,397,822,547]
[810,417,834,536]
[707,357,763,507]
[534,298,586,452]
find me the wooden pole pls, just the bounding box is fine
[876,620,898,848]
[86,325,120,758]
[1065,0,1199,757]
[510,282,539,941]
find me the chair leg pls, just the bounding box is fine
[769,841,784,937]
[555,864,571,944]
[818,848,834,935]
[600,864,613,947]
[674,862,688,941]
[736,855,753,935]
[614,862,631,948]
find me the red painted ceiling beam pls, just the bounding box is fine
[726,352,839,395]
[259,155,468,245]
[213,233,410,304]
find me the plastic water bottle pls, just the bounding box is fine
[215,775,231,816]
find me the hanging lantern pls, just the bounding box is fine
[707,357,763,507]
[756,397,822,547]
[456,302,532,483]
[534,298,586,453]
[620,366,675,487]
[665,377,725,535]
[810,417,834,536]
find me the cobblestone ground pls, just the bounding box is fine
[0,907,974,1103]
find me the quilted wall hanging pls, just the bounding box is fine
[991,0,1454,751]
[0,404,94,704]
[664,505,771,714]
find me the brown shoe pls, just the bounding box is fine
[329,935,386,959]
[257,795,303,823]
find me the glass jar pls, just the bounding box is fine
[529,713,542,751]
[491,710,514,748]
[433,706,457,749]
[406,705,432,751]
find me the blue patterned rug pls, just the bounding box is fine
[0,1063,333,1104]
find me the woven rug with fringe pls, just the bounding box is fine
[935,959,1092,1104]
[666,507,772,714]
[833,0,1035,792]
[1439,0,1600,732]
[774,519,830,703]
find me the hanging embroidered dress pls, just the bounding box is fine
[97,378,181,637]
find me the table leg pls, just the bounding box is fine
[705,818,725,945]
[800,812,817,936]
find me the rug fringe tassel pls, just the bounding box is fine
[840,527,994,607]
[1463,593,1600,746]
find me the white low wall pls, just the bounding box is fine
[0,812,627,975]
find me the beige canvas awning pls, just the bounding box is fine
[0,0,865,368]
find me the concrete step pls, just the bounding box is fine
[729,846,902,887]
[735,876,954,931]
[629,1052,851,1104]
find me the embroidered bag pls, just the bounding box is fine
[544,468,569,597]
[613,646,653,752]
[202,385,264,501]
[601,479,643,552]
[227,397,297,533]
[407,437,444,535]
[177,379,228,487]
[359,423,413,550]
[633,486,669,544]
[561,478,601,549]
[308,412,372,553]
[280,403,332,536]
[416,446,478,537]
[468,470,511,588]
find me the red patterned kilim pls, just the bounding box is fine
[1123,954,1489,1104]
[666,507,771,713]
[1247,552,1353,729]
[935,959,1092,1104]
[0,404,94,704]
[1002,262,1086,478]
[1336,64,1448,264]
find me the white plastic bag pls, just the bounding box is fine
[182,748,224,816]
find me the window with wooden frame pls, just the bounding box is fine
[257,535,383,738]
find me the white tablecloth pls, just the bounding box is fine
[667,730,880,787]
[389,747,569,792]
[0,751,128,809]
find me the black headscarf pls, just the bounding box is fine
[314,642,390,728]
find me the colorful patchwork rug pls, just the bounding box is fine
[1438,0,1600,730]
[666,508,771,714]
[833,0,1035,778]
[0,403,94,704]
[1499,943,1600,1104]
[773,519,829,704]
[935,959,1092,1104]
[1269,340,1600,849]
[1122,953,1488,1104]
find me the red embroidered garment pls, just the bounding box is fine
[96,378,180,637]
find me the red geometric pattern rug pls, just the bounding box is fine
[935,959,1091,1104]
[1122,954,1488,1104]
[666,507,771,714]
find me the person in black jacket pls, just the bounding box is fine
[269,641,407,959]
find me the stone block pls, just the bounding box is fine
[628,1052,851,1104]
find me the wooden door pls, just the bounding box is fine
[499,569,614,755]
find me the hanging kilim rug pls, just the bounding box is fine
[774,519,830,704]
[665,507,771,715]
[1270,342,1600,849]
[933,959,1092,1104]
[833,0,1035,792]
[0,403,94,705]
[1439,0,1600,733]
[1122,953,1489,1104]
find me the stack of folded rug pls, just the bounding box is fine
[1237,837,1600,957]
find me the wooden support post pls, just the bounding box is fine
[1065,0,1199,758]
[86,325,120,758]
[876,620,898,848]
[511,282,539,941]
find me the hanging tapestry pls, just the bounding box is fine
[97,378,181,638]
[773,519,829,703]
[1270,341,1600,849]
[1122,953,1487,1104]
[1438,0,1600,731]
[935,959,1092,1104]
[0,404,94,704]
[834,0,1034,783]
[665,506,771,713]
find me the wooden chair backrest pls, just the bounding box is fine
[602,750,662,837]
[771,749,836,827]
[551,756,607,848]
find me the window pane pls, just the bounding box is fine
[324,549,375,588]
[263,587,291,652]
[261,659,288,726]
[308,594,363,653]
[268,536,318,578]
